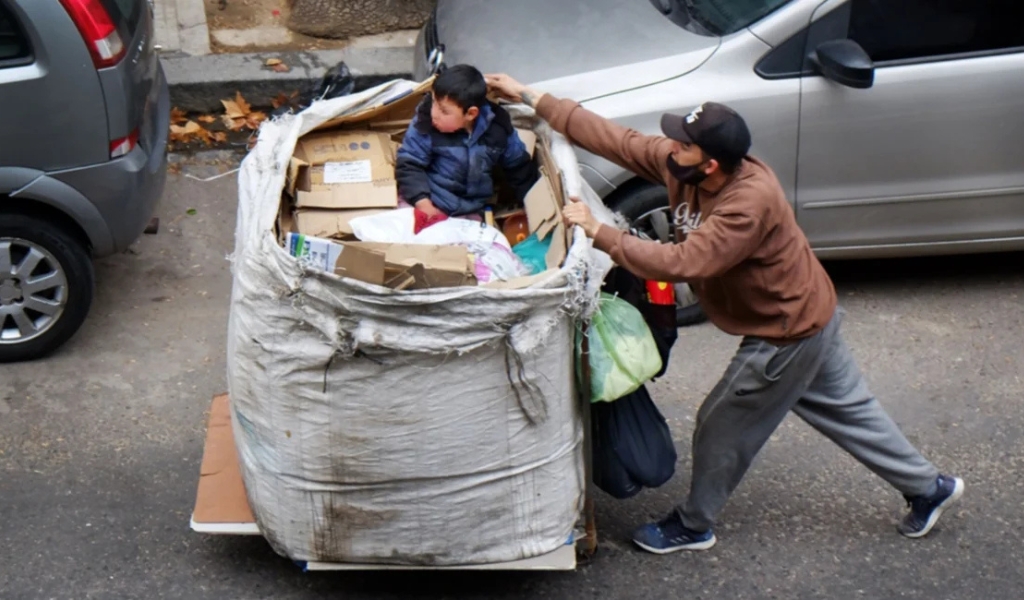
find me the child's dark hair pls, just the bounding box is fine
[433,64,487,112]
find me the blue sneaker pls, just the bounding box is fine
[632,511,717,554]
[898,474,964,538]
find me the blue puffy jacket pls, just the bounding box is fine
[395,97,538,216]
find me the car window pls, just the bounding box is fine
[0,3,30,63]
[653,0,793,36]
[849,0,1024,63]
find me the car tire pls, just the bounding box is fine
[610,184,708,328]
[0,213,94,362]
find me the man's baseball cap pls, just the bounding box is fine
[660,102,752,165]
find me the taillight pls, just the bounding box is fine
[110,129,139,158]
[59,0,126,68]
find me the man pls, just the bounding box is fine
[486,73,964,555]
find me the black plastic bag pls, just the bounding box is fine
[312,61,356,102]
[591,267,679,498]
[592,404,643,499]
[592,385,677,498]
[274,61,358,118]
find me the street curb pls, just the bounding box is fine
[163,47,415,113]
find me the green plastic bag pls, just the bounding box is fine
[576,293,664,403]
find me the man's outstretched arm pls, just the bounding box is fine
[486,73,672,186]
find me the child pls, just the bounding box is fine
[396,65,539,232]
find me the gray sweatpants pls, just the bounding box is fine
[678,308,939,531]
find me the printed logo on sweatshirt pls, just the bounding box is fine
[674,202,703,237]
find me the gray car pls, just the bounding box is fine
[0,0,168,361]
[417,0,1024,322]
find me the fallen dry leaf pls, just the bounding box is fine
[210,131,228,143]
[221,99,246,120]
[234,92,252,116]
[272,93,290,109]
[265,58,282,66]
[245,111,268,130]
[170,120,201,135]
[197,115,217,124]
[170,107,188,125]
[222,114,246,131]
[169,120,206,143]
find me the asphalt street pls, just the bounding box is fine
[1,151,1022,599]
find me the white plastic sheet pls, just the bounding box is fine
[349,209,530,283]
[226,79,617,565]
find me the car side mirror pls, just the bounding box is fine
[812,39,875,89]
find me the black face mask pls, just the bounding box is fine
[666,154,708,186]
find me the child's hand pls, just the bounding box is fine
[413,200,448,234]
[415,198,443,217]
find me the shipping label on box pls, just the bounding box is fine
[323,160,373,184]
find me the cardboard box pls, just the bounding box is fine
[525,173,559,241]
[533,139,571,271]
[286,232,348,272]
[288,130,398,211]
[349,242,477,289]
[312,78,434,133]
[523,170,568,272]
[483,269,559,290]
[286,231,389,281]
[294,208,391,239]
[285,233,475,289]
[516,128,537,158]
[277,200,297,243]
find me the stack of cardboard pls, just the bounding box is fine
[287,129,397,239]
[277,80,571,291]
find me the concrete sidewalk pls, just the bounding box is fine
[153,0,211,57]
[151,0,417,111]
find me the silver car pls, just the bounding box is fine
[0,0,169,361]
[416,0,1024,323]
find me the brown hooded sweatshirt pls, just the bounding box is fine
[536,94,837,344]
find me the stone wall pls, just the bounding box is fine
[287,0,436,39]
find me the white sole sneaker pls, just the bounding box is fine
[633,533,718,554]
[902,477,965,539]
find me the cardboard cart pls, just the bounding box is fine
[188,78,610,571]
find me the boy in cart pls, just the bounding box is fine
[396,64,539,233]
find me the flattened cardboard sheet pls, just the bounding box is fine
[192,394,255,526]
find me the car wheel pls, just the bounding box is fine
[0,214,94,362]
[611,184,708,328]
